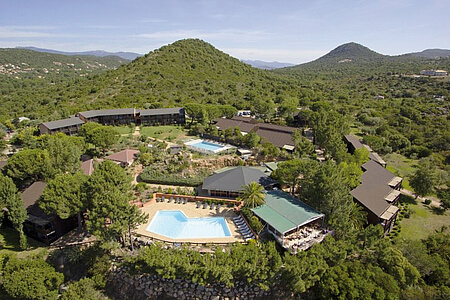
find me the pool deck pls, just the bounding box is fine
[136,199,245,244]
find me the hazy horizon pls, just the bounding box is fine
[1,0,449,64]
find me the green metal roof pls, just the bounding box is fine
[252,190,324,234]
[264,162,279,172]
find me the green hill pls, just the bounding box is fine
[0,48,128,80]
[278,42,450,77]
[313,42,386,63]
[82,39,300,109]
[0,39,301,121]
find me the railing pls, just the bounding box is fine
[148,193,241,206]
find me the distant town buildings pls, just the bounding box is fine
[420,69,448,76]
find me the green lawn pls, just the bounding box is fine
[140,125,188,141]
[384,153,418,191]
[0,227,47,258]
[114,125,134,135]
[397,200,450,241]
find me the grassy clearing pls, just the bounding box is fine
[384,153,418,191]
[397,199,450,241]
[140,125,188,142]
[0,227,47,258]
[114,125,134,135]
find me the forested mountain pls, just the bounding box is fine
[278,42,450,75]
[0,39,301,121]
[1,39,449,159]
[276,42,450,158]
[312,42,386,63]
[409,49,450,59]
[0,49,128,79]
[18,46,141,61]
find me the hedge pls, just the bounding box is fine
[140,168,206,186]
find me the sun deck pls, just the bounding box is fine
[136,198,245,244]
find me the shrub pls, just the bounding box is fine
[140,167,208,186]
[135,182,147,193]
[404,207,413,218]
[424,199,432,205]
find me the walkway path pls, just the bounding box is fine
[400,188,441,208]
[133,126,140,136]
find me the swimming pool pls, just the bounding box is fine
[184,139,235,154]
[146,210,232,239]
[191,141,224,151]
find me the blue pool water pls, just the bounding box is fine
[191,141,224,151]
[146,210,232,239]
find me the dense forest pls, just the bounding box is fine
[1,39,449,159]
[0,39,449,299]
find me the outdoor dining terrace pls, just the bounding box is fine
[282,226,331,254]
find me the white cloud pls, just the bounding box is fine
[0,26,54,38]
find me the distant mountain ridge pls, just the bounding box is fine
[409,49,450,59]
[17,46,141,61]
[0,48,127,79]
[242,60,295,70]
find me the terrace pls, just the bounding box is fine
[251,190,328,253]
[135,193,252,245]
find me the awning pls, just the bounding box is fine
[384,189,401,202]
[388,177,402,188]
[380,205,399,220]
[282,145,295,151]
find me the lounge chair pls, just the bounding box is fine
[169,197,173,203]
[155,197,160,202]
[210,203,215,210]
[215,205,221,213]
[176,197,180,204]
[196,201,201,208]
[233,216,243,222]
[183,198,188,204]
[235,220,246,226]
[161,196,165,202]
[240,229,252,235]
[243,233,254,239]
[236,223,247,229]
[203,203,208,209]
[239,225,250,232]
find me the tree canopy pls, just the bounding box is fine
[238,182,265,209]
[40,172,89,232]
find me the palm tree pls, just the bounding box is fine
[238,182,265,208]
[348,202,367,230]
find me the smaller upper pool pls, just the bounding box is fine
[184,139,234,154]
[146,210,232,239]
[191,141,223,151]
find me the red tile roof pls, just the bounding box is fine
[81,159,95,176]
[105,149,140,165]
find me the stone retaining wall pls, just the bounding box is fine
[106,266,292,300]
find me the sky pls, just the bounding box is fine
[1,0,449,64]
